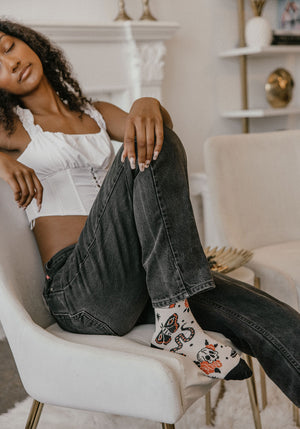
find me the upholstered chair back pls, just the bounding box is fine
[0,180,54,331]
[204,130,300,250]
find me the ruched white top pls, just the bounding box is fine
[16,104,115,229]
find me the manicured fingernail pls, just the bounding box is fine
[129,157,136,169]
[121,152,125,163]
[139,163,145,172]
[37,204,41,212]
[153,151,159,160]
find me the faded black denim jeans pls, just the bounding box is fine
[43,127,300,407]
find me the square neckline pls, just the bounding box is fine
[26,106,102,137]
[15,104,106,161]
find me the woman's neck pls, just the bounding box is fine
[20,75,67,116]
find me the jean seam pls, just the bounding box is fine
[150,164,212,290]
[152,279,215,307]
[52,310,118,335]
[64,163,125,289]
[201,297,300,374]
[150,165,180,266]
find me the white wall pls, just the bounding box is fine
[1,0,300,172]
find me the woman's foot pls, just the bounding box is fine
[151,299,252,380]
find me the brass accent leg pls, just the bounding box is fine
[205,391,212,425]
[245,355,258,406]
[259,366,267,409]
[246,372,262,429]
[25,400,44,429]
[237,0,249,134]
[254,276,268,409]
[161,424,175,429]
[293,404,300,427]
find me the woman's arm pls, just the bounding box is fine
[94,97,173,170]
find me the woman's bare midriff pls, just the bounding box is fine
[33,215,88,267]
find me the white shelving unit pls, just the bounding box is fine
[220,0,300,131]
[220,45,300,58]
[222,106,300,119]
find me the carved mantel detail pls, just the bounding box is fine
[34,22,179,109]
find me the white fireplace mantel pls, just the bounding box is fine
[34,22,179,43]
[33,22,179,110]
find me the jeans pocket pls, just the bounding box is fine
[53,310,117,335]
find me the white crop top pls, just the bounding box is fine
[15,104,115,229]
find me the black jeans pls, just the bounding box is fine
[43,127,300,407]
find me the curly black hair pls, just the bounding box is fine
[0,19,90,134]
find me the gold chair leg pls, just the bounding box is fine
[245,355,258,406]
[254,276,268,409]
[161,424,175,429]
[259,365,267,409]
[25,400,44,429]
[205,391,212,425]
[246,373,262,429]
[293,404,300,427]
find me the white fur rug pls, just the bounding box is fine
[0,360,297,429]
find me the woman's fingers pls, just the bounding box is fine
[0,155,43,209]
[123,108,165,170]
[23,171,38,209]
[135,119,147,171]
[153,119,164,161]
[14,172,30,207]
[11,169,43,209]
[32,174,43,211]
[124,119,136,169]
[145,119,155,167]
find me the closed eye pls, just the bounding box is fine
[6,42,15,53]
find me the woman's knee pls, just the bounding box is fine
[161,126,187,162]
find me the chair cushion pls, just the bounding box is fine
[45,323,234,421]
[247,240,300,311]
[226,267,255,285]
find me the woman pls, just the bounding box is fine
[0,20,299,405]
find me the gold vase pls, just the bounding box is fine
[139,0,157,21]
[114,0,132,21]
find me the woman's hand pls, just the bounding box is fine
[121,97,166,171]
[0,152,43,210]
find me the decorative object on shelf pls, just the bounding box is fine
[265,68,294,108]
[204,246,253,274]
[114,0,132,21]
[273,0,300,44]
[139,0,157,21]
[277,0,300,32]
[245,0,272,48]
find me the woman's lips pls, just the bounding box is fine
[19,64,31,82]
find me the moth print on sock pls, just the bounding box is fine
[170,323,195,354]
[194,340,223,376]
[155,313,179,345]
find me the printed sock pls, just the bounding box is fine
[151,299,252,380]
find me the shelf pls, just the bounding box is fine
[222,107,300,118]
[219,45,300,58]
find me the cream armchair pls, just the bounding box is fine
[204,129,300,421]
[204,129,300,311]
[0,179,261,429]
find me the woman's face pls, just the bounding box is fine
[0,32,43,96]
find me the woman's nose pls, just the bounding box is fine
[4,56,20,73]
